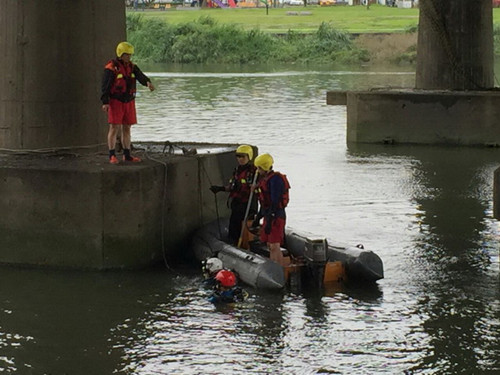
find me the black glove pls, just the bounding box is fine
[210,185,225,194]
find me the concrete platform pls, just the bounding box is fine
[0,142,238,269]
[327,89,500,146]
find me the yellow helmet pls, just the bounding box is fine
[235,145,253,160]
[116,41,134,57]
[254,153,273,171]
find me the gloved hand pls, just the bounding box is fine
[210,185,225,194]
[230,179,241,191]
[250,218,260,229]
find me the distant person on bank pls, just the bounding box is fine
[101,41,155,164]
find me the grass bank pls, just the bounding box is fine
[129,4,420,33]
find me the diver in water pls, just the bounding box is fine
[202,257,224,288]
[208,269,248,304]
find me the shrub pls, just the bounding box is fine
[126,14,369,65]
[494,24,500,56]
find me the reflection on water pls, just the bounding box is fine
[347,143,500,374]
[1,67,499,374]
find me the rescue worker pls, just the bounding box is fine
[208,269,247,304]
[101,41,155,164]
[202,257,224,287]
[210,145,258,245]
[252,153,290,267]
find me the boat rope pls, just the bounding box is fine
[200,160,223,239]
[0,143,107,155]
[143,145,171,270]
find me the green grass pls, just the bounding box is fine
[130,6,500,34]
[129,4,420,33]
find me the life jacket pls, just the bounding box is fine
[229,164,257,203]
[105,58,137,101]
[256,171,290,210]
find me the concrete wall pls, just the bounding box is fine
[0,150,234,269]
[327,90,500,146]
[0,0,125,151]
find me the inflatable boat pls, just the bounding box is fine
[191,219,384,290]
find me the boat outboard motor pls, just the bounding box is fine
[303,238,329,289]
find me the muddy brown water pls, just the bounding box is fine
[1,65,499,374]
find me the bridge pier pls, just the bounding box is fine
[1,0,125,151]
[0,1,236,269]
[0,144,235,269]
[327,0,498,146]
[416,0,493,90]
[327,89,500,146]
[326,0,500,219]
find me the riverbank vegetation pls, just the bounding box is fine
[126,5,500,66]
[127,14,372,64]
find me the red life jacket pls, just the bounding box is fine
[105,58,137,101]
[229,164,257,203]
[256,171,290,210]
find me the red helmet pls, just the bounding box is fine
[215,270,236,287]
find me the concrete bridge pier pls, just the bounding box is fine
[327,0,500,146]
[416,0,493,90]
[0,145,235,269]
[1,0,124,151]
[0,1,235,269]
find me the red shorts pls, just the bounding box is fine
[108,98,137,125]
[260,217,286,245]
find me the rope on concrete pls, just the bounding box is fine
[144,145,172,270]
[0,143,107,155]
[200,158,223,240]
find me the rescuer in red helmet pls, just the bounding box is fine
[208,269,247,304]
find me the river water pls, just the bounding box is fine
[1,65,499,374]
